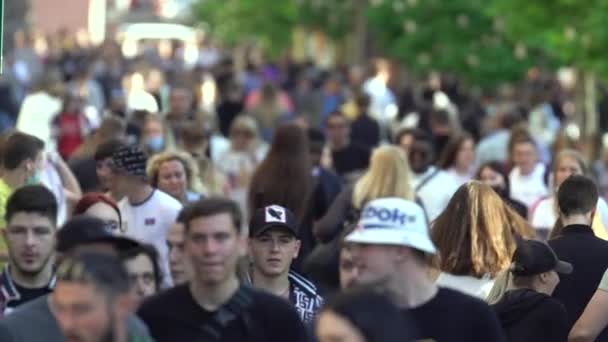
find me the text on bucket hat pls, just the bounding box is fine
[344,197,436,254]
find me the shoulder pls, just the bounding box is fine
[153,190,182,211]
[138,285,189,319]
[435,288,493,312]
[289,271,321,298]
[249,287,301,317]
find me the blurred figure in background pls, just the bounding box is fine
[325,111,370,183]
[508,131,548,208]
[140,114,170,156]
[476,161,528,219]
[147,150,203,204]
[217,115,268,218]
[438,133,476,187]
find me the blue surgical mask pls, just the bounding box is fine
[26,170,41,185]
[145,136,165,152]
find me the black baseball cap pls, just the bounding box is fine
[57,215,140,253]
[510,239,573,276]
[249,205,299,238]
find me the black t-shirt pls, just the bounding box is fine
[138,284,310,342]
[407,288,506,342]
[8,284,52,310]
[331,143,370,178]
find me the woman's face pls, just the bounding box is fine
[316,310,366,342]
[479,167,506,190]
[555,156,583,188]
[143,119,164,139]
[157,160,188,201]
[85,202,121,233]
[231,127,254,151]
[456,138,475,170]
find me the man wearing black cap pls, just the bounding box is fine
[112,146,182,288]
[0,215,152,342]
[492,239,572,342]
[248,205,323,324]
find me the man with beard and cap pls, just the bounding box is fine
[52,252,149,342]
[0,215,152,342]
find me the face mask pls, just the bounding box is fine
[145,136,165,152]
[26,170,41,185]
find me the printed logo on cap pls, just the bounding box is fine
[265,205,286,223]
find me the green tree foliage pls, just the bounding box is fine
[193,0,299,57]
[366,0,537,88]
[489,0,608,77]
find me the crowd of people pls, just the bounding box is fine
[1,28,608,342]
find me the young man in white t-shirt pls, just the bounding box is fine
[508,134,548,208]
[112,146,182,287]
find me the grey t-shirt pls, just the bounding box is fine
[0,295,153,342]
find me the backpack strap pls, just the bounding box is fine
[198,285,260,341]
[415,168,441,192]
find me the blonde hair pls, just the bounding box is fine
[147,150,204,193]
[230,115,260,139]
[431,182,535,278]
[352,145,415,209]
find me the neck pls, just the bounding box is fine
[2,169,25,189]
[330,140,349,150]
[126,183,153,204]
[190,276,240,311]
[454,164,470,175]
[251,268,290,299]
[391,263,438,309]
[561,214,592,227]
[9,260,54,288]
[112,321,129,342]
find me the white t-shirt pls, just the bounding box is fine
[445,167,472,188]
[118,189,182,288]
[509,164,548,208]
[436,272,495,299]
[413,166,459,222]
[531,196,608,232]
[16,92,62,152]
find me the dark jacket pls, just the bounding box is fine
[548,224,608,340]
[493,288,568,342]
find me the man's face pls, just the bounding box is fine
[248,228,300,278]
[347,243,399,286]
[339,247,359,289]
[169,88,193,116]
[95,158,115,192]
[52,282,114,342]
[408,140,433,174]
[185,213,245,286]
[168,222,191,285]
[3,212,55,276]
[512,142,538,175]
[125,253,157,305]
[326,116,349,147]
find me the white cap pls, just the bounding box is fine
[344,197,436,254]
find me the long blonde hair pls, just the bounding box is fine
[352,145,415,209]
[431,182,536,278]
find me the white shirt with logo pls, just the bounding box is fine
[118,189,182,288]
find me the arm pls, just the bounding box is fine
[313,186,353,243]
[569,289,608,341]
[49,152,82,205]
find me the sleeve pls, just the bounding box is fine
[598,268,608,292]
[313,186,353,243]
[474,302,507,342]
[544,300,569,342]
[269,300,311,342]
[0,321,16,342]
